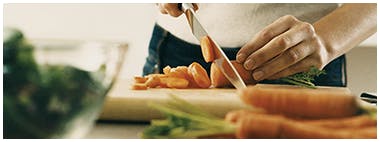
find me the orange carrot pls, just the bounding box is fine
[188,62,211,88]
[224,109,266,123]
[238,84,358,119]
[200,36,215,63]
[166,66,188,79]
[226,109,376,129]
[210,61,257,88]
[163,66,171,75]
[160,77,189,89]
[131,83,148,90]
[235,113,284,138]
[145,75,161,88]
[303,115,377,129]
[229,112,377,139]
[164,65,199,88]
[281,120,377,139]
[134,76,147,83]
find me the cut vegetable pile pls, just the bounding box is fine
[131,62,211,90]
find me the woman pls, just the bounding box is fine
[143,3,376,87]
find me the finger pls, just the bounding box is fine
[192,3,199,11]
[251,41,316,81]
[236,15,299,63]
[267,59,315,80]
[163,3,183,17]
[243,22,315,70]
[158,4,168,14]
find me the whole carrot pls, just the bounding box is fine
[281,120,376,139]
[303,115,376,129]
[226,109,377,129]
[228,112,377,139]
[239,84,358,118]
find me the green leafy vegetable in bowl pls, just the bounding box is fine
[3,27,125,138]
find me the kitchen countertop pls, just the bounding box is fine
[85,121,148,139]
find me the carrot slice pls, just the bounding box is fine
[210,60,257,88]
[166,66,188,79]
[134,76,147,83]
[145,75,161,88]
[163,66,171,75]
[188,62,211,88]
[160,77,189,89]
[131,83,148,90]
[200,36,215,63]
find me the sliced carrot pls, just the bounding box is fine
[145,74,167,79]
[163,66,171,75]
[166,66,188,79]
[134,76,147,83]
[210,62,229,87]
[200,36,215,63]
[170,66,200,88]
[145,75,161,88]
[185,72,200,88]
[131,83,148,90]
[188,62,211,88]
[210,60,257,88]
[239,84,358,119]
[160,77,189,89]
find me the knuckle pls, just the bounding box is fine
[312,56,325,69]
[286,49,300,62]
[283,15,297,22]
[260,29,274,39]
[277,36,291,47]
[301,22,315,35]
[255,52,267,61]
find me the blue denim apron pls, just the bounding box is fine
[143,24,347,87]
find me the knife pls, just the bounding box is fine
[180,3,247,90]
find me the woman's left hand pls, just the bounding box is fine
[236,15,331,81]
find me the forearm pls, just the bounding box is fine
[313,3,376,62]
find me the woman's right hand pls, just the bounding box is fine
[157,3,199,17]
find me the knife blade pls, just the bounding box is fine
[180,3,247,89]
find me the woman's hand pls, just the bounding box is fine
[157,3,199,17]
[236,15,330,81]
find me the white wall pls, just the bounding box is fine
[4,3,377,94]
[4,3,158,78]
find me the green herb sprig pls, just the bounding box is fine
[280,66,326,89]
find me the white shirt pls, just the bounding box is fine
[156,3,339,48]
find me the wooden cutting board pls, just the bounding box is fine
[98,79,353,122]
[98,79,250,122]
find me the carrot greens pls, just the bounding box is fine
[140,94,236,139]
[280,66,326,89]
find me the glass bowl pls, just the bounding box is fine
[3,37,127,138]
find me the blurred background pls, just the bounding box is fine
[4,3,377,95]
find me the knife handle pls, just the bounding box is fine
[178,3,194,12]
